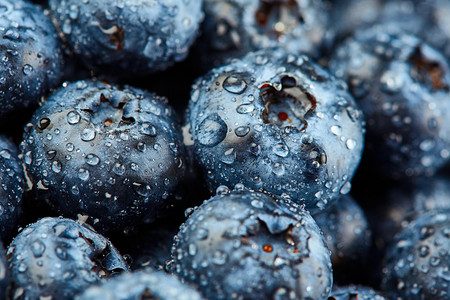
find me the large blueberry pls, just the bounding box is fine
[198,0,329,69]
[7,217,129,299]
[0,0,63,119]
[21,80,187,232]
[187,49,364,213]
[49,0,203,75]
[330,26,450,178]
[171,187,333,300]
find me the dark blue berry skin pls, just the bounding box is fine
[0,0,63,120]
[187,49,364,213]
[379,0,450,59]
[76,269,204,300]
[49,0,203,76]
[329,285,387,300]
[171,187,333,300]
[329,26,450,179]
[312,194,371,279]
[198,0,329,70]
[20,80,187,233]
[7,217,129,300]
[0,135,24,242]
[382,211,450,300]
[374,175,450,248]
[0,241,10,299]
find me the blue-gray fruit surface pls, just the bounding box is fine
[382,211,450,299]
[329,285,387,300]
[0,135,24,241]
[7,217,129,299]
[0,0,63,119]
[187,49,365,213]
[171,187,333,300]
[49,0,203,75]
[76,269,203,300]
[329,26,450,178]
[21,80,187,232]
[199,0,329,68]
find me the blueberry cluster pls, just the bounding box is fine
[0,0,447,299]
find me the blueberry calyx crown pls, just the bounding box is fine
[261,75,317,132]
[255,0,303,39]
[409,46,449,91]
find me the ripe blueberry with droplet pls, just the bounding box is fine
[329,26,450,178]
[49,0,203,75]
[171,187,333,300]
[21,80,187,233]
[7,217,129,299]
[0,0,63,120]
[187,48,365,213]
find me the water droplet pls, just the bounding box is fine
[85,154,100,166]
[346,139,356,150]
[30,240,45,258]
[223,74,247,94]
[38,118,51,130]
[330,125,341,136]
[216,185,230,195]
[113,163,125,176]
[78,168,90,181]
[234,126,250,137]
[137,142,146,152]
[196,228,209,240]
[251,200,264,208]
[188,243,197,256]
[66,143,74,152]
[212,250,227,265]
[340,181,351,194]
[80,128,96,141]
[139,122,157,137]
[220,148,236,165]
[46,150,57,160]
[52,161,62,173]
[132,182,151,197]
[197,114,227,147]
[236,104,254,114]
[273,143,289,157]
[272,162,285,176]
[22,64,33,76]
[0,150,11,159]
[55,247,67,260]
[67,111,81,125]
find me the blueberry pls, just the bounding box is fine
[382,211,450,299]
[379,0,450,59]
[374,175,450,248]
[0,135,24,242]
[187,49,364,213]
[171,187,333,300]
[20,79,187,232]
[76,269,203,300]
[329,285,387,300]
[49,0,203,76]
[312,194,371,278]
[0,0,63,119]
[0,241,9,299]
[329,26,450,178]
[198,0,329,69]
[7,217,129,299]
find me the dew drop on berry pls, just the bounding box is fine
[85,154,100,166]
[67,111,81,125]
[236,103,255,114]
[30,240,45,258]
[223,74,247,94]
[234,126,250,137]
[80,128,96,141]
